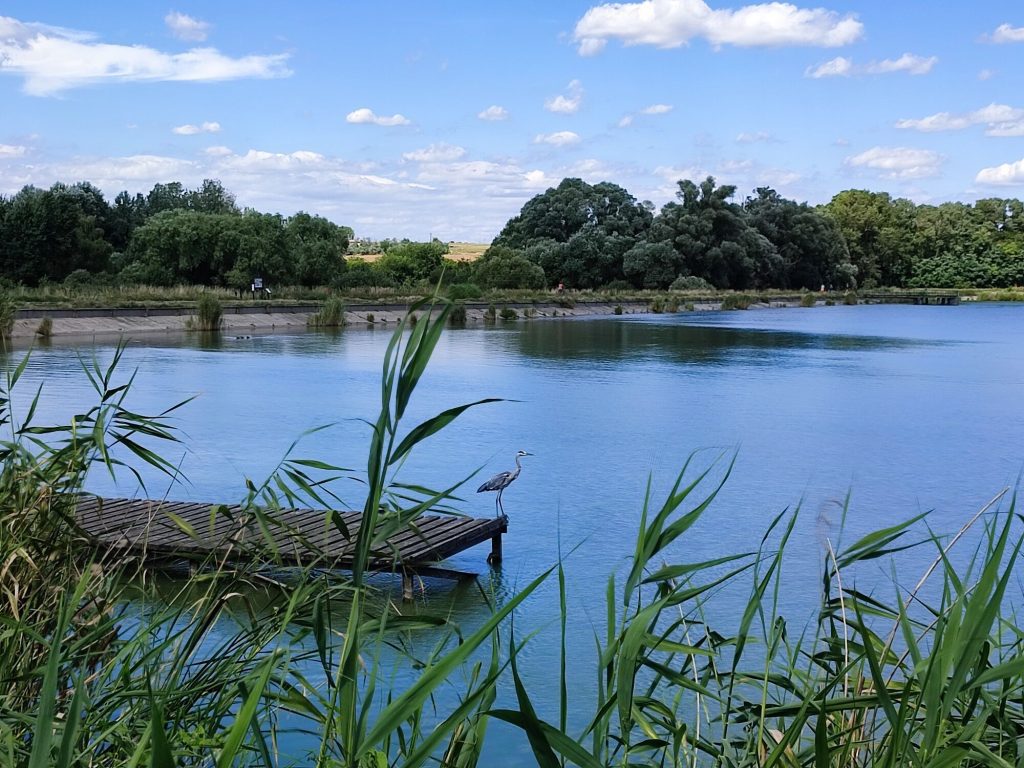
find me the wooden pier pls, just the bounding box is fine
[863,290,960,306]
[75,496,507,599]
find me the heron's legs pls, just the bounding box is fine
[497,490,506,518]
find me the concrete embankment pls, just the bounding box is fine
[11,300,671,340]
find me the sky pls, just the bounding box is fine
[1,1,1023,241]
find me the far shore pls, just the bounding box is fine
[10,297,822,341]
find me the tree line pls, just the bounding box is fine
[2,176,1023,292]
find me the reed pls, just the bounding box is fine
[188,293,223,331]
[308,296,346,327]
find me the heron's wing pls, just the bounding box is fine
[477,471,512,492]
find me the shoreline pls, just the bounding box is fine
[9,298,818,341]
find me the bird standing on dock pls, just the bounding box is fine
[477,450,532,518]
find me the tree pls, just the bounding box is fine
[473,246,546,289]
[622,241,681,289]
[286,212,349,287]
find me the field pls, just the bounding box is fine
[353,242,488,262]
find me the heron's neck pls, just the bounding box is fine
[514,454,522,470]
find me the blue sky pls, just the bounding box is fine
[2,1,1024,240]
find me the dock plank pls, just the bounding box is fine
[74,496,506,580]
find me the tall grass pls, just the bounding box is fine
[188,293,223,331]
[3,298,1024,766]
[308,296,346,328]
[0,290,15,338]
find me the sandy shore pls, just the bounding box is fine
[10,298,806,341]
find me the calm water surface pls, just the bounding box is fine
[14,303,1024,762]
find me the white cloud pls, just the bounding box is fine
[0,144,27,158]
[807,53,935,78]
[402,143,467,162]
[640,103,673,115]
[345,108,411,127]
[736,131,775,143]
[477,105,509,121]
[533,131,581,146]
[805,56,852,78]
[545,79,584,114]
[979,69,995,81]
[896,104,1024,136]
[845,146,944,179]
[989,23,1024,44]
[618,115,634,128]
[203,145,233,156]
[164,11,210,42]
[976,159,1024,185]
[172,121,221,135]
[0,15,290,95]
[574,0,863,55]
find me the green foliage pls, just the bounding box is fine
[800,292,816,307]
[35,316,52,337]
[649,297,664,313]
[474,246,546,289]
[374,240,448,286]
[484,304,497,323]
[669,274,714,291]
[721,293,754,310]
[0,291,14,337]
[664,297,679,312]
[684,301,695,311]
[365,312,375,324]
[499,306,518,322]
[843,290,859,305]
[308,296,346,328]
[191,293,223,331]
[449,302,467,325]
[446,282,482,301]
[613,304,623,315]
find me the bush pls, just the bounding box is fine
[499,307,518,322]
[191,294,222,331]
[665,298,680,313]
[685,302,695,311]
[308,296,345,328]
[720,293,754,310]
[605,280,631,292]
[555,296,575,309]
[366,313,375,324]
[35,317,52,338]
[474,247,546,290]
[449,302,467,325]
[670,275,714,292]
[800,293,816,308]
[484,304,497,324]
[649,297,664,313]
[613,304,623,315]
[447,283,483,301]
[843,290,859,305]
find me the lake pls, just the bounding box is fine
[12,302,1024,762]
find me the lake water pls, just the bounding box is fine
[12,303,1024,761]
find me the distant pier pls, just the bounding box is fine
[862,291,961,306]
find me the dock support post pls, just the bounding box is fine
[402,571,414,601]
[487,532,503,565]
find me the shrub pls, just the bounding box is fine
[484,304,497,324]
[474,247,546,290]
[447,282,483,301]
[449,302,467,325]
[649,297,664,313]
[613,304,623,315]
[665,298,680,313]
[670,275,714,292]
[685,302,695,311]
[844,290,859,305]
[308,296,346,328]
[800,293,816,308]
[556,296,575,309]
[35,317,52,338]
[605,280,631,293]
[191,294,222,331]
[366,313,375,324]
[720,293,754,310]
[499,307,518,322]
[825,298,836,306]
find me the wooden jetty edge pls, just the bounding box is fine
[75,496,508,600]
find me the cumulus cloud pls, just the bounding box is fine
[896,104,1024,137]
[0,15,290,95]
[988,23,1024,44]
[534,131,581,146]
[573,0,863,55]
[545,79,584,114]
[164,11,210,42]
[402,143,467,162]
[806,53,935,78]
[0,144,27,158]
[345,108,411,126]
[172,121,221,135]
[845,146,944,179]
[477,105,509,121]
[976,159,1024,185]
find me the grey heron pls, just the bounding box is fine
[477,450,532,518]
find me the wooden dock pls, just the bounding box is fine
[75,496,507,599]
